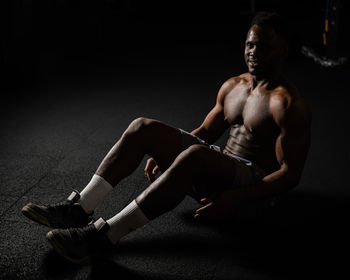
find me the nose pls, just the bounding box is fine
[248,46,261,59]
[249,45,257,56]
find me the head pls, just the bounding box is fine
[245,12,289,79]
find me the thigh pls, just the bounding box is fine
[141,120,210,172]
[139,118,184,171]
[186,145,238,198]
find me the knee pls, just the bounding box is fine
[126,117,154,136]
[176,144,208,167]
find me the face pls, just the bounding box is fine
[244,24,287,78]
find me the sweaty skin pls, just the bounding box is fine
[216,73,308,174]
[192,24,311,176]
[186,24,311,220]
[101,23,311,221]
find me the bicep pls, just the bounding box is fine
[276,128,310,175]
[275,108,311,182]
[200,104,229,142]
[192,81,232,143]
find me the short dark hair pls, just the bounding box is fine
[251,11,289,44]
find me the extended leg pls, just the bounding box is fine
[22,117,184,228]
[44,145,238,264]
[95,117,184,186]
[77,117,184,213]
[104,144,237,244]
[135,144,237,220]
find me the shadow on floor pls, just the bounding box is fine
[42,191,349,280]
[42,250,85,279]
[90,260,148,280]
[206,191,350,279]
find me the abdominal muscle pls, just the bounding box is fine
[223,124,279,174]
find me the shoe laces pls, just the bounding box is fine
[45,200,96,228]
[47,200,77,218]
[70,224,96,241]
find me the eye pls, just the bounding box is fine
[246,42,253,49]
[259,43,269,50]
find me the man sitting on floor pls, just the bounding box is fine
[22,11,311,264]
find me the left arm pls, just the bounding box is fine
[232,97,311,200]
[195,95,312,220]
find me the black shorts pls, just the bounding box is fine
[179,129,267,190]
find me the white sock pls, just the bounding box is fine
[106,200,149,244]
[78,174,113,214]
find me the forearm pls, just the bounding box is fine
[195,170,298,221]
[191,127,216,144]
[226,169,299,205]
[191,127,209,142]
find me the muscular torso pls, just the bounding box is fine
[222,73,295,173]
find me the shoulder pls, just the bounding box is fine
[270,82,312,130]
[224,73,250,89]
[217,74,249,104]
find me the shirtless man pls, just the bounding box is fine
[22,12,311,264]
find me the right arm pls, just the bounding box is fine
[145,78,235,182]
[191,79,234,144]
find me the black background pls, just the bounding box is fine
[1,1,350,279]
[2,0,349,90]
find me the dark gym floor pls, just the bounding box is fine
[2,2,350,279]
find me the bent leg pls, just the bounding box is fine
[136,144,237,220]
[96,117,184,186]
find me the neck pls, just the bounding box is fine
[249,68,284,90]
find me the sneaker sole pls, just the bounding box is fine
[46,231,91,265]
[21,204,51,227]
[22,203,95,229]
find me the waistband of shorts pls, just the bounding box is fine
[224,152,268,177]
[223,152,251,164]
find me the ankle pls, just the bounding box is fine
[105,200,149,244]
[78,174,113,213]
[67,190,92,215]
[93,218,116,245]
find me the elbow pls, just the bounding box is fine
[280,166,301,190]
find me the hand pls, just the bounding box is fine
[194,191,238,221]
[144,158,159,182]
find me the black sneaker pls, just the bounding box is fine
[21,191,94,228]
[46,217,113,265]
